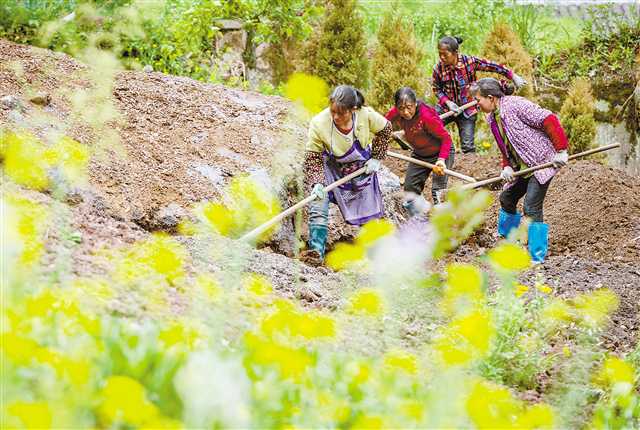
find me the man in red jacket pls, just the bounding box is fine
[385,87,454,211]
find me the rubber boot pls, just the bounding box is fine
[527,222,549,264]
[301,223,328,266]
[497,208,522,238]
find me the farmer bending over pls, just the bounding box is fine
[301,85,392,266]
[432,36,527,154]
[470,78,569,264]
[385,86,454,210]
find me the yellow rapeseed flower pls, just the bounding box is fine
[201,202,234,236]
[515,403,556,429]
[572,289,619,328]
[441,264,484,316]
[595,357,636,391]
[195,273,222,301]
[356,219,395,247]
[325,242,366,271]
[488,243,531,272]
[244,332,314,381]
[159,321,201,350]
[435,308,494,367]
[2,131,50,190]
[284,73,329,115]
[383,349,418,375]
[347,288,384,316]
[515,283,529,297]
[98,375,159,427]
[536,283,553,295]
[466,379,521,428]
[244,273,273,297]
[351,414,384,429]
[7,401,52,429]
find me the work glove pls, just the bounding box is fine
[445,100,462,115]
[433,158,446,176]
[311,183,326,200]
[364,158,381,174]
[551,150,568,168]
[500,166,516,183]
[512,73,527,91]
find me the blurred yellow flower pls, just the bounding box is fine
[595,357,636,391]
[515,283,529,297]
[244,273,273,297]
[284,73,328,115]
[466,379,521,428]
[383,349,418,375]
[347,288,384,316]
[441,264,484,315]
[351,414,384,429]
[356,219,395,247]
[195,273,222,301]
[515,403,556,429]
[159,321,201,350]
[7,401,52,429]
[488,243,531,271]
[435,308,494,366]
[98,375,159,427]
[536,284,553,295]
[572,289,619,328]
[201,202,234,236]
[244,333,314,381]
[2,131,50,190]
[326,242,366,271]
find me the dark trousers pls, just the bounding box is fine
[403,147,455,204]
[499,175,551,222]
[436,106,477,153]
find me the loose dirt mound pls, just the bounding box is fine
[388,150,640,262]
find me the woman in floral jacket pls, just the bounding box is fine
[470,78,569,263]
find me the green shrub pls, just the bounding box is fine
[560,77,597,155]
[368,7,427,113]
[302,0,369,90]
[481,21,534,98]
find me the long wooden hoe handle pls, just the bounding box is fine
[240,167,367,241]
[241,100,480,242]
[460,143,622,191]
[387,150,476,183]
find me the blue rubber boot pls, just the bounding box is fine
[528,222,549,264]
[497,208,522,238]
[308,223,328,259]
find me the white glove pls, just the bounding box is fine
[445,100,462,115]
[364,158,381,174]
[311,183,326,200]
[512,73,527,90]
[500,166,516,183]
[552,150,568,168]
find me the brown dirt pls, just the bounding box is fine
[1,39,639,351]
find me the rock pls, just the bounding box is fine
[30,93,51,106]
[1,95,22,110]
[142,65,153,73]
[214,19,243,31]
[155,203,188,232]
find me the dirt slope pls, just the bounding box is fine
[2,39,639,351]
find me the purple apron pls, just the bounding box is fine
[323,117,384,225]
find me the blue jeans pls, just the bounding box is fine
[437,106,477,153]
[308,196,329,227]
[499,175,551,222]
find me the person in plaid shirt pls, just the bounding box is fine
[432,36,527,153]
